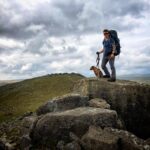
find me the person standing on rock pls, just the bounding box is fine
[98,29,116,82]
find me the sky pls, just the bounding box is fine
[0,0,150,80]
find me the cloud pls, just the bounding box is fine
[0,0,150,79]
[0,0,149,39]
[0,38,25,54]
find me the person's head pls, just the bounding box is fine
[103,29,110,39]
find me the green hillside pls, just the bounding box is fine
[0,73,85,122]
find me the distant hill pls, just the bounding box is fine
[118,74,150,84]
[0,80,21,86]
[0,73,85,122]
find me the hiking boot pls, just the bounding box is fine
[103,75,110,78]
[107,78,116,82]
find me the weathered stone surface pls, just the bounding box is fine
[18,111,33,120]
[69,132,81,143]
[81,126,119,150]
[64,141,81,150]
[88,98,110,109]
[56,140,81,150]
[21,116,37,135]
[0,138,16,150]
[145,138,150,145]
[56,140,65,150]
[0,140,5,150]
[81,126,150,150]
[36,94,89,115]
[19,134,31,150]
[30,107,118,147]
[73,78,150,139]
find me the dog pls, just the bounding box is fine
[90,66,103,78]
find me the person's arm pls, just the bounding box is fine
[97,39,104,54]
[99,48,104,54]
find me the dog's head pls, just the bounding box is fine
[90,66,95,70]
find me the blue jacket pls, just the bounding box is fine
[103,38,115,56]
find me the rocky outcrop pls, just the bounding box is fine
[30,107,118,147]
[55,126,150,150]
[1,78,150,149]
[16,94,119,149]
[81,126,149,150]
[19,92,149,149]
[73,78,150,139]
[36,94,89,115]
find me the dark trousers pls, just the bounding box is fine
[101,56,116,79]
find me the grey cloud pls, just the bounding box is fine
[0,0,150,79]
[104,0,148,17]
[2,44,82,74]
[49,46,81,61]
[1,61,42,76]
[0,0,149,40]
[24,31,49,54]
[0,46,13,54]
[142,45,150,55]
[62,46,78,54]
[0,45,23,54]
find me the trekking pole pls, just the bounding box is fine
[96,52,100,69]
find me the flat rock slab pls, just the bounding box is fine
[89,98,110,109]
[36,94,89,115]
[30,107,118,147]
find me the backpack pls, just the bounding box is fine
[109,30,121,56]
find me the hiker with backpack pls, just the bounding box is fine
[97,29,121,82]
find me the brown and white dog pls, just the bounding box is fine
[90,66,103,78]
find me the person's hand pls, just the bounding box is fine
[96,49,103,55]
[96,51,100,55]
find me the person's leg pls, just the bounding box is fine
[101,56,110,76]
[109,57,116,80]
